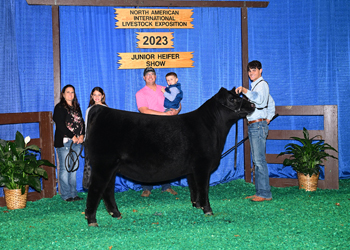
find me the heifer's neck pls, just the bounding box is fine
[198,99,238,152]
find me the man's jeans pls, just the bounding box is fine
[57,141,81,200]
[142,183,171,192]
[248,121,272,199]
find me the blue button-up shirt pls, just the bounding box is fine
[244,77,275,121]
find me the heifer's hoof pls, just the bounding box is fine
[202,206,213,215]
[88,223,99,227]
[109,211,122,218]
[111,213,122,219]
[87,216,98,226]
[192,202,201,209]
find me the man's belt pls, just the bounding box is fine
[248,118,266,125]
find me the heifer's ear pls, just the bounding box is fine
[229,87,238,96]
[215,87,228,101]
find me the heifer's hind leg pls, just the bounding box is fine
[85,174,105,227]
[187,174,200,209]
[102,169,121,219]
[85,168,117,226]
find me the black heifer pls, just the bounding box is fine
[85,87,255,226]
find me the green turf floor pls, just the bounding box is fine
[1,179,349,249]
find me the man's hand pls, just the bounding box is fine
[165,109,177,115]
[164,103,182,116]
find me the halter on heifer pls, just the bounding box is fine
[215,89,250,168]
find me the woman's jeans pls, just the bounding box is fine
[248,121,272,199]
[56,141,81,200]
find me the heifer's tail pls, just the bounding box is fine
[82,138,91,189]
[82,155,91,189]
[82,108,94,189]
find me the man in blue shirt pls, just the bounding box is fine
[236,60,275,202]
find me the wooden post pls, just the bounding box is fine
[52,6,61,106]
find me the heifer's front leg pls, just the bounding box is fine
[194,173,213,215]
[187,174,200,209]
[102,170,121,219]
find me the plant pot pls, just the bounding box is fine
[3,186,29,210]
[297,172,319,191]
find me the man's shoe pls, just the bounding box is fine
[65,197,74,202]
[141,190,151,197]
[163,188,177,195]
[251,196,272,202]
[245,195,258,199]
[73,196,83,201]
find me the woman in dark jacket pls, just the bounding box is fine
[53,84,85,201]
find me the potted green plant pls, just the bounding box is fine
[0,131,56,209]
[278,127,338,191]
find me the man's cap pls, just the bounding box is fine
[143,67,156,76]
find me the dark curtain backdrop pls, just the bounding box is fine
[1,0,349,196]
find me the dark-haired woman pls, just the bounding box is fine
[53,84,85,201]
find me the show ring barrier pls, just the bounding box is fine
[0,106,339,207]
[244,105,339,190]
[0,112,56,207]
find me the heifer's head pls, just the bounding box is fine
[215,87,255,118]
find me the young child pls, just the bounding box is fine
[161,72,183,111]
